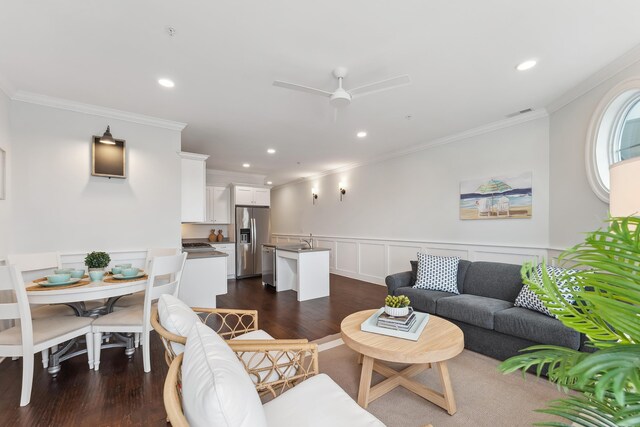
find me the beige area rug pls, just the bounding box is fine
[314,335,566,427]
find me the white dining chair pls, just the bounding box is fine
[92,252,187,373]
[113,247,180,311]
[0,264,94,406]
[7,252,79,368]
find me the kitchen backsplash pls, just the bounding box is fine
[181,224,232,241]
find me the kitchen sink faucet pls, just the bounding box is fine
[302,233,313,249]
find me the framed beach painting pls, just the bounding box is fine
[460,172,532,220]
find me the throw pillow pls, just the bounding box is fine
[514,264,580,317]
[182,322,268,427]
[158,294,201,354]
[413,253,460,294]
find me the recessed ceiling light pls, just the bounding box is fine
[158,78,175,88]
[267,181,273,185]
[267,148,276,154]
[357,131,367,138]
[516,60,537,71]
[242,163,250,168]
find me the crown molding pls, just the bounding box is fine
[11,91,187,131]
[206,168,267,181]
[546,43,640,113]
[179,151,210,161]
[274,108,548,190]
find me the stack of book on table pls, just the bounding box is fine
[377,308,416,332]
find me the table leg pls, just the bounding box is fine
[436,361,457,415]
[357,355,374,408]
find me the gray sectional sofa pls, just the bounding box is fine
[385,260,589,361]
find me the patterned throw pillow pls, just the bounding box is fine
[413,253,460,294]
[514,264,580,317]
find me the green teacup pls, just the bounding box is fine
[111,267,122,275]
[70,269,85,278]
[121,267,139,278]
[47,274,71,283]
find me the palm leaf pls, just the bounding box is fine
[501,217,640,427]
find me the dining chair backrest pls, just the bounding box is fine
[145,248,180,271]
[142,253,188,330]
[7,252,62,283]
[0,265,33,354]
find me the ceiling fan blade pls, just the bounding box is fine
[348,75,411,98]
[273,80,332,98]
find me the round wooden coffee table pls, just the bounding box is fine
[340,309,464,414]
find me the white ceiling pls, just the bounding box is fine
[2,1,640,185]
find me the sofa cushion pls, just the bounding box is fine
[414,253,460,294]
[514,264,580,317]
[494,307,580,349]
[158,294,201,354]
[436,294,513,329]
[394,286,454,314]
[263,373,385,427]
[182,322,268,427]
[462,262,524,302]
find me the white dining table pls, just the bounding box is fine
[26,277,148,375]
[26,278,147,306]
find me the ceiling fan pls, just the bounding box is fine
[273,67,411,108]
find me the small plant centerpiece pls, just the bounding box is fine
[85,251,111,282]
[385,295,411,317]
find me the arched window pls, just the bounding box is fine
[586,78,640,203]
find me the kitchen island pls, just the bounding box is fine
[179,250,228,308]
[273,245,331,301]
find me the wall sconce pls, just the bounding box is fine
[99,125,116,145]
[312,188,318,205]
[339,182,346,201]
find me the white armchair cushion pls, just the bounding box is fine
[263,373,386,427]
[158,294,201,353]
[182,322,268,427]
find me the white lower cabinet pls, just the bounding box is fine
[179,255,227,309]
[213,244,236,278]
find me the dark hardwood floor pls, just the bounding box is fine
[0,274,387,426]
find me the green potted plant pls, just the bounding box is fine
[384,294,411,317]
[499,216,640,426]
[85,251,111,282]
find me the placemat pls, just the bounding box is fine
[103,275,148,284]
[34,275,89,283]
[28,280,91,291]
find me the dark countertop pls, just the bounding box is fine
[182,238,234,244]
[185,250,228,260]
[263,243,330,253]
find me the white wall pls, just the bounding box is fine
[549,60,640,248]
[9,101,182,254]
[272,116,550,247]
[0,90,11,260]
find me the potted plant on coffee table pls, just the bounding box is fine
[85,251,111,282]
[499,216,640,426]
[384,295,411,317]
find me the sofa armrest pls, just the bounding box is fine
[385,271,413,295]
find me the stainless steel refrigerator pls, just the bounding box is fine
[235,206,271,278]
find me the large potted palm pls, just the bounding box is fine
[499,216,640,427]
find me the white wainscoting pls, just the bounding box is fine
[272,234,551,286]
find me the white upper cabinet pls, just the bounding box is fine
[253,188,271,206]
[180,152,209,223]
[206,186,231,224]
[233,185,270,207]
